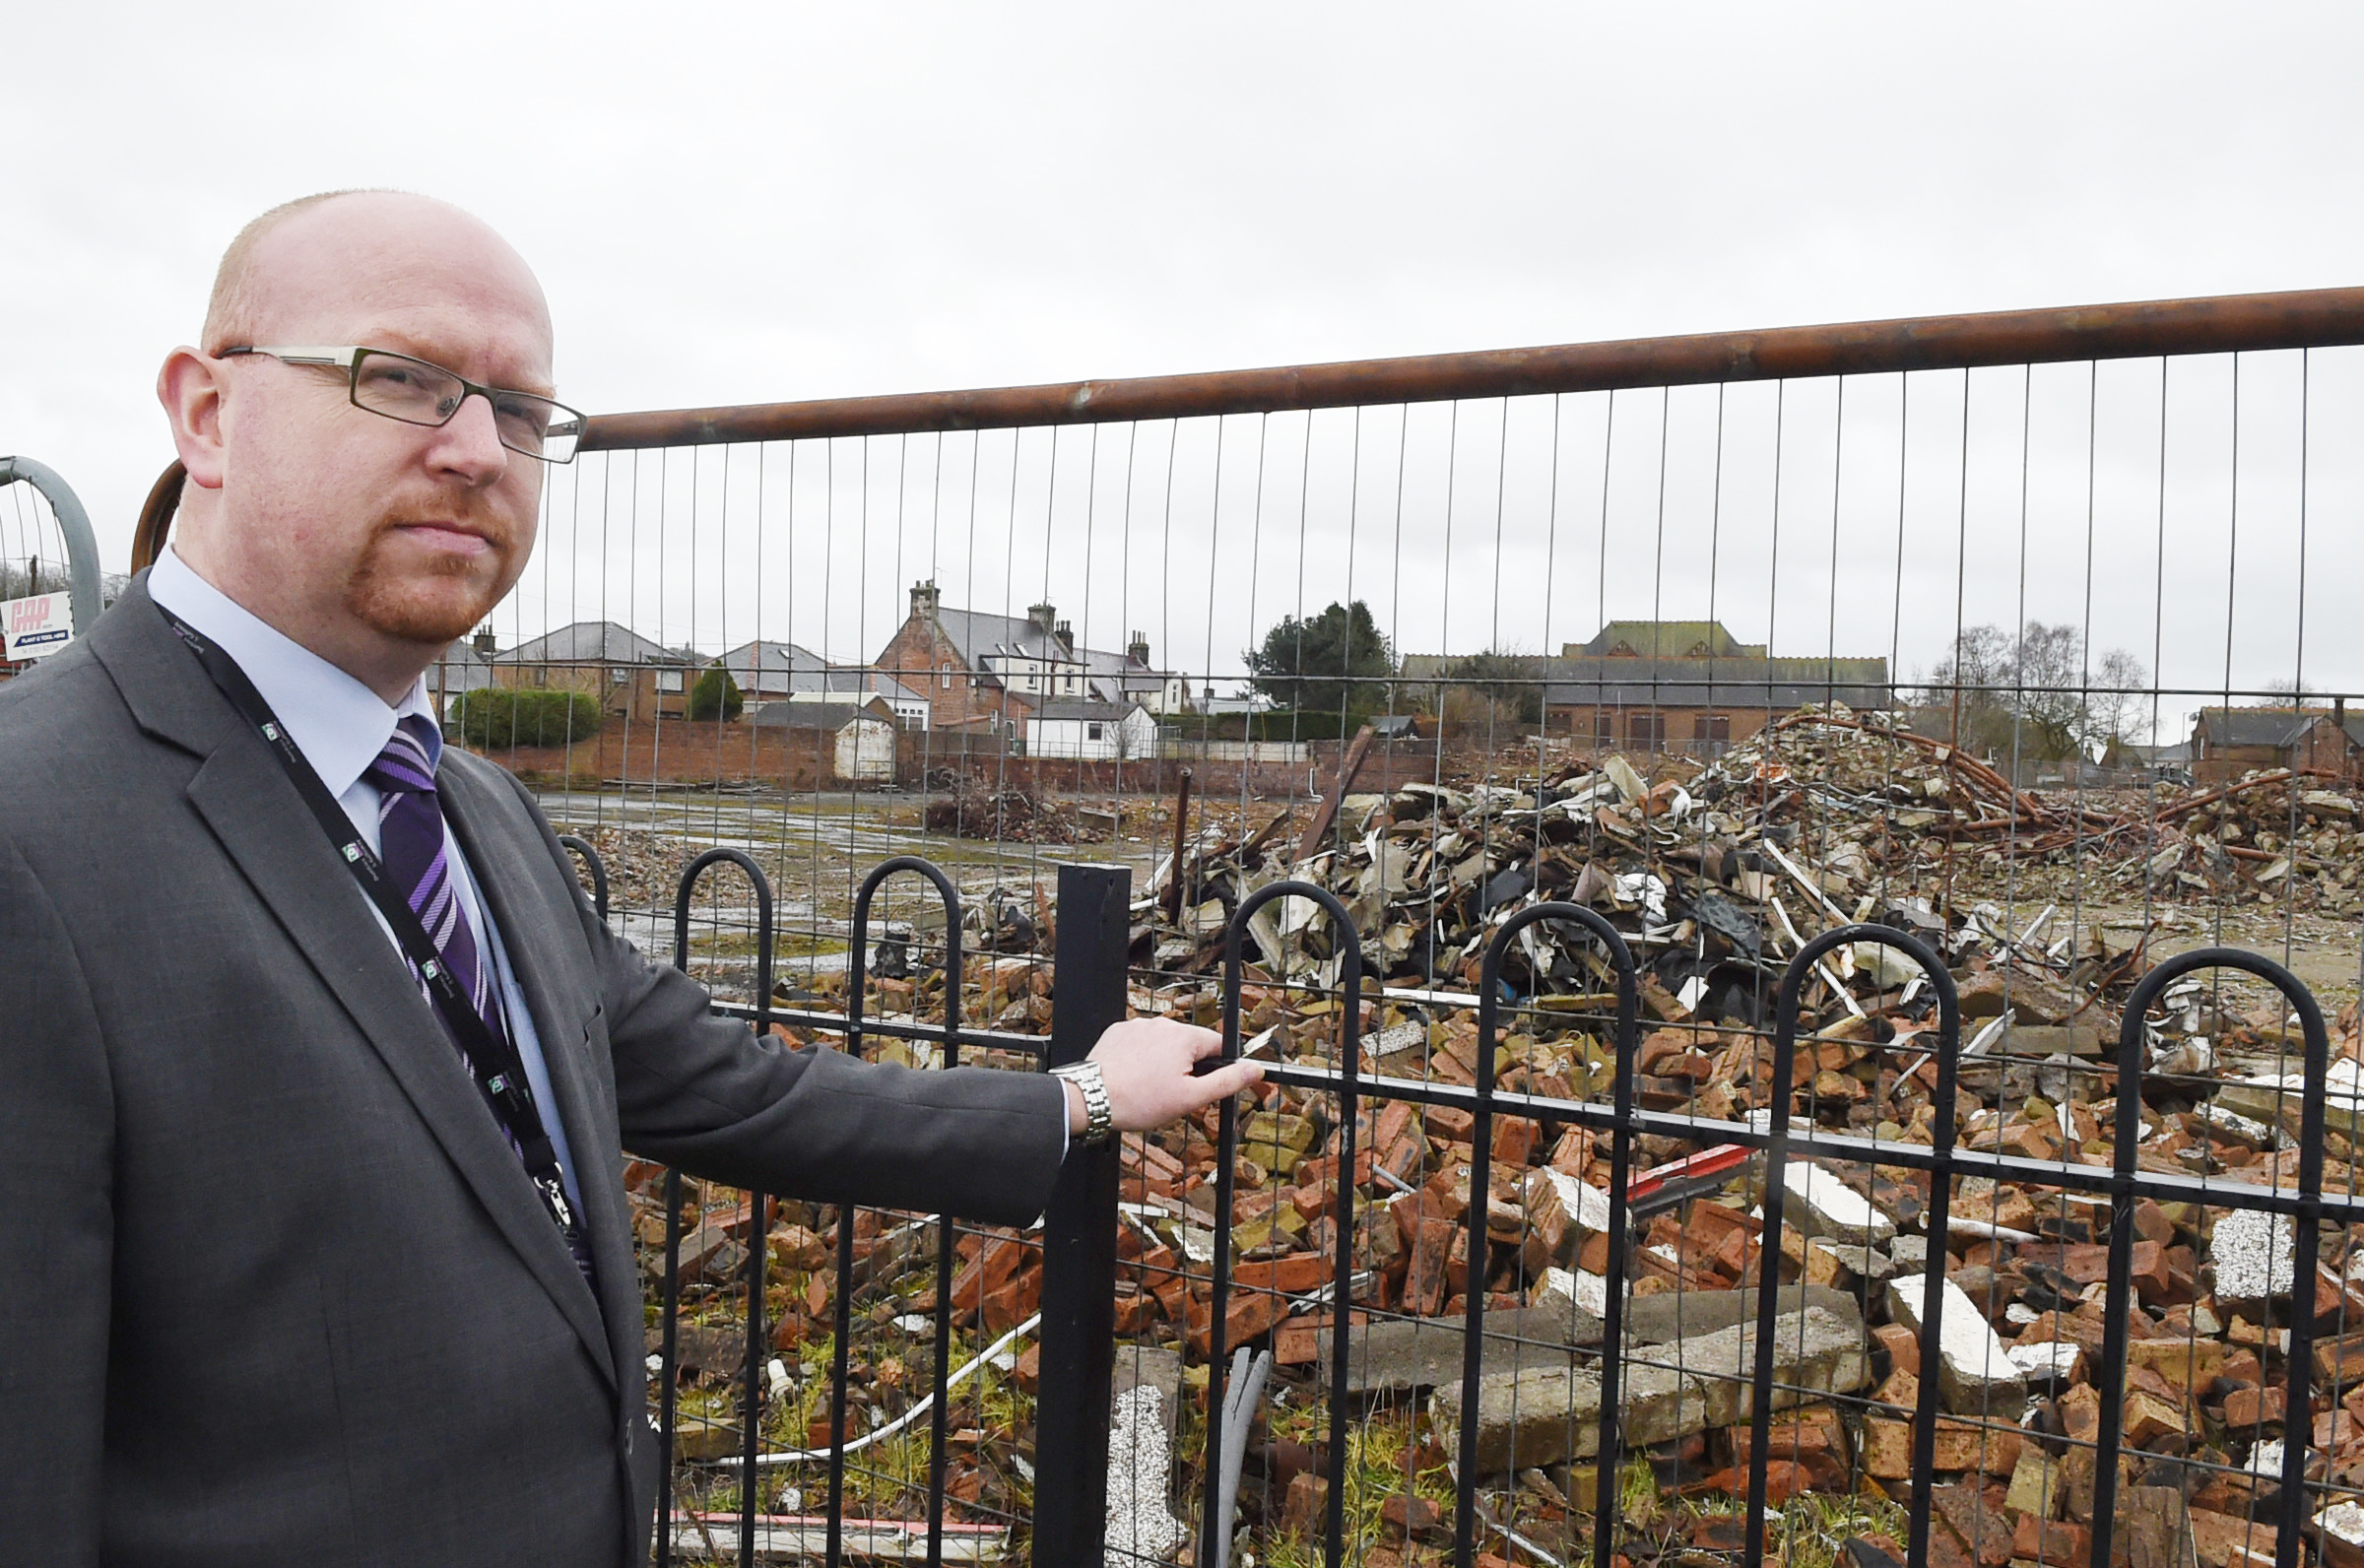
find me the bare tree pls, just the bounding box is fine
[1916,622,2150,761]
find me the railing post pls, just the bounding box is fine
[1032,862,1129,1566]
[0,456,105,644]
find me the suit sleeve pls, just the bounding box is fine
[0,834,112,1565]
[501,780,1070,1226]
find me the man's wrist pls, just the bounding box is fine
[1049,1060,1114,1145]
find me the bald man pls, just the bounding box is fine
[0,191,1258,1567]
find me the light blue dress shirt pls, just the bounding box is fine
[148,548,587,1214]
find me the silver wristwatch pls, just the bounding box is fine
[1050,1060,1115,1146]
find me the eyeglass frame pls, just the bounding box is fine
[215,344,587,465]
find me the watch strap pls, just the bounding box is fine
[1050,1060,1115,1146]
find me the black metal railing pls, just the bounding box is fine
[606,839,1125,1567]
[600,822,2362,1568]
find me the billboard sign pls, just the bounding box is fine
[3,592,73,660]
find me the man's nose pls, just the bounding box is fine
[427,391,511,484]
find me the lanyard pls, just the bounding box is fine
[160,607,584,1250]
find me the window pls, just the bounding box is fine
[1626,711,1665,746]
[609,668,628,686]
[1087,722,1104,741]
[655,670,685,693]
[941,663,953,689]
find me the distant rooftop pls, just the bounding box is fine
[1029,698,1146,722]
[494,621,695,666]
[1566,621,1768,660]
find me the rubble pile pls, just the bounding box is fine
[566,824,700,910]
[2120,772,2364,915]
[1144,709,2364,1001]
[637,705,2364,1563]
[922,777,1104,844]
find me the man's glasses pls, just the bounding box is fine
[218,346,586,464]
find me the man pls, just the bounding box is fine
[0,190,1258,1567]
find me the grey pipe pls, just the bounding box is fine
[0,456,104,640]
[1211,1345,1272,1568]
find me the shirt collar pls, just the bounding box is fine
[147,546,437,794]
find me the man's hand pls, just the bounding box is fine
[1063,1017,1262,1136]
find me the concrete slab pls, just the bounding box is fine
[2211,1209,2297,1314]
[1324,1306,1587,1397]
[1886,1274,2025,1416]
[1621,1283,1861,1346]
[1429,1303,1871,1474]
[1106,1348,1184,1562]
[1782,1163,1898,1248]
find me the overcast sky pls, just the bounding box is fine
[9,4,2364,723]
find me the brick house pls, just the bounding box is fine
[871,581,1189,736]
[490,621,702,724]
[2192,705,2362,783]
[1541,621,1890,755]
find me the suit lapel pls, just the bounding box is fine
[437,760,640,1382]
[94,584,615,1386]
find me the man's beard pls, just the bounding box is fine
[342,515,516,646]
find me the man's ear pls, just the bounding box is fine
[158,348,229,491]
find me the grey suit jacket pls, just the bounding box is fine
[0,580,1070,1567]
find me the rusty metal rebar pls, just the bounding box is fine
[1162,768,1194,921]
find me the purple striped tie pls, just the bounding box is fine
[366,716,594,1285]
[366,717,498,1031]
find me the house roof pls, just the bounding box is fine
[916,603,1167,700]
[721,642,923,702]
[423,640,494,692]
[494,621,693,665]
[928,606,1068,673]
[1077,644,1170,703]
[821,669,926,703]
[1028,698,1147,723]
[1571,621,1769,659]
[720,639,828,689]
[2195,706,2362,749]
[747,698,893,730]
[1542,655,1890,711]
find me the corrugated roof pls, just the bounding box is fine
[1573,621,1769,659]
[1542,655,1890,710]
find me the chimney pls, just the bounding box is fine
[1027,603,1058,637]
[910,580,941,618]
[471,624,496,657]
[1053,619,1073,646]
[1127,631,1149,667]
